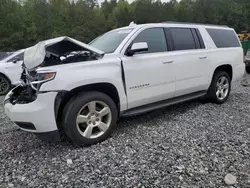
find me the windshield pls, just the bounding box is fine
[89,28,134,53]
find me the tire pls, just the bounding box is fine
[246,66,250,74]
[206,71,231,104]
[0,74,11,96]
[62,91,118,146]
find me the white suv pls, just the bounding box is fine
[4,22,245,146]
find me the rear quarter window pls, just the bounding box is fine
[206,28,241,48]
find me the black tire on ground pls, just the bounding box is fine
[206,71,231,104]
[0,74,11,96]
[246,66,250,74]
[62,91,118,146]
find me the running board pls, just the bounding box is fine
[122,91,206,117]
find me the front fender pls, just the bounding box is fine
[39,60,127,111]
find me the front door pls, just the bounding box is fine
[121,27,176,109]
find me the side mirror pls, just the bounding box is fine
[12,57,20,64]
[127,42,148,56]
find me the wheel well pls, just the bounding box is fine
[0,73,11,84]
[54,83,120,127]
[214,64,233,80]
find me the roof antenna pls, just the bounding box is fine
[129,21,136,26]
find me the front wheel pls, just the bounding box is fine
[62,91,118,146]
[206,71,231,104]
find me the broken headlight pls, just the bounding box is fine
[36,72,56,82]
[29,71,56,91]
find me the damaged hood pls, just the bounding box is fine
[24,36,104,70]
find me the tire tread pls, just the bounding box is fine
[206,71,231,104]
[62,91,117,146]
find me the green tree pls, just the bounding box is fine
[0,0,26,50]
[0,0,249,51]
[101,0,117,19]
[177,0,194,22]
[113,0,133,27]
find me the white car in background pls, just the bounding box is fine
[0,49,24,95]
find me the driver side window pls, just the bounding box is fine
[131,28,168,54]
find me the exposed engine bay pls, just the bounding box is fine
[8,84,36,105]
[41,40,101,67]
[43,51,99,67]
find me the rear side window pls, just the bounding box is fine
[206,28,241,48]
[170,28,196,50]
[132,28,167,53]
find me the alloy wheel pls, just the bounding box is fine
[216,76,229,100]
[76,101,112,139]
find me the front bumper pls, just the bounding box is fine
[4,89,59,134]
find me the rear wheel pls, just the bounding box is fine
[62,91,118,146]
[206,71,231,104]
[246,66,250,74]
[0,75,11,96]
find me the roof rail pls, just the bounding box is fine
[161,21,229,28]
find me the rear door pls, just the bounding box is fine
[166,27,210,96]
[121,27,176,109]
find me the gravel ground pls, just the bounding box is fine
[0,95,18,134]
[1,74,250,188]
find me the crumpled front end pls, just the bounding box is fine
[3,64,60,132]
[6,70,37,105]
[4,36,105,141]
[6,66,55,104]
[4,85,60,142]
[3,48,57,139]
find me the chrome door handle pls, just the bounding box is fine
[162,60,174,64]
[199,56,207,59]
